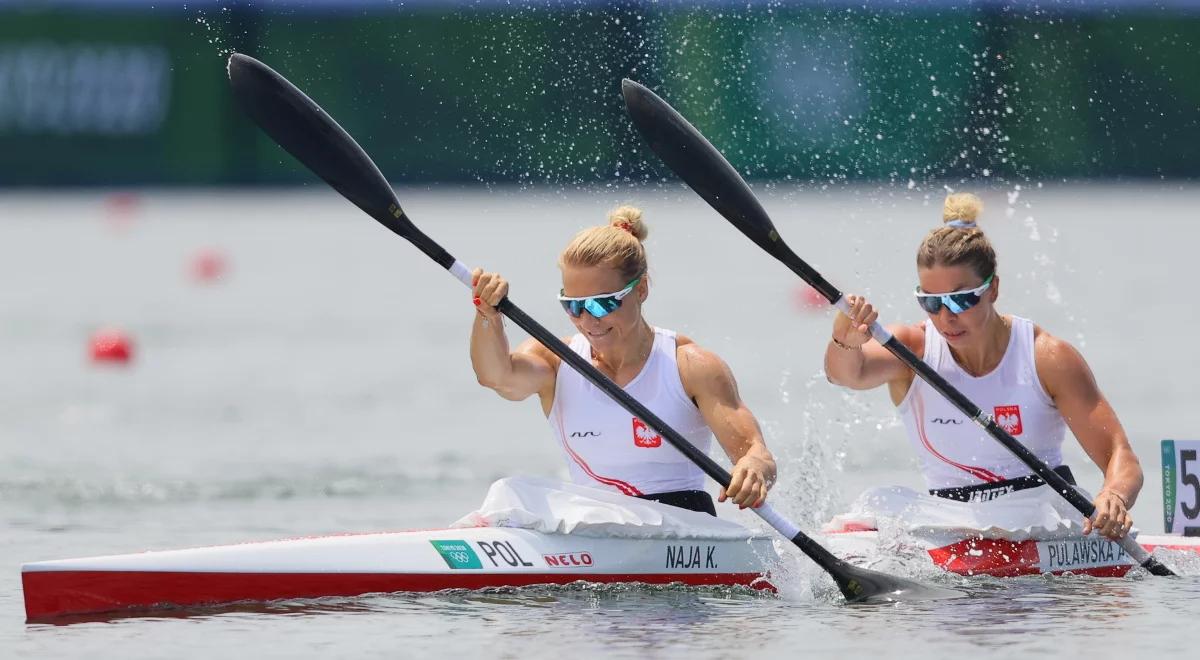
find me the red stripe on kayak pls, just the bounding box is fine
[823,522,877,533]
[1139,540,1200,552]
[23,570,774,620]
[927,538,1044,577]
[926,538,1134,578]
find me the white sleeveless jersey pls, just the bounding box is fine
[897,316,1068,490]
[548,327,712,496]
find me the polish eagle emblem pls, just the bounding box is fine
[632,417,662,447]
[993,405,1023,436]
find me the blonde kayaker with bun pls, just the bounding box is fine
[825,192,1143,540]
[470,206,776,515]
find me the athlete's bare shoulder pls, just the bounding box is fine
[1030,322,1096,400]
[674,334,722,370]
[515,335,567,370]
[1031,323,1081,364]
[891,322,927,360]
[672,334,736,396]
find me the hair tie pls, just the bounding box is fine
[616,221,633,234]
[946,219,977,229]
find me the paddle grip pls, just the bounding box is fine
[753,503,800,538]
[831,296,895,344]
[448,260,473,287]
[754,503,844,572]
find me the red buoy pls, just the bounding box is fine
[102,192,142,233]
[90,328,133,364]
[189,248,229,284]
[794,284,830,312]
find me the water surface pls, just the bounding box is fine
[2,185,1196,658]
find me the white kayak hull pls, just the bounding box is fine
[821,527,1200,578]
[22,527,778,620]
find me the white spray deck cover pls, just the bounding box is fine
[823,485,1104,540]
[452,476,764,539]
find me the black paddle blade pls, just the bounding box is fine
[1142,556,1176,577]
[226,53,410,238]
[621,79,782,254]
[831,559,966,604]
[622,79,841,303]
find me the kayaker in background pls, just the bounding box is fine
[824,192,1143,540]
[469,206,777,516]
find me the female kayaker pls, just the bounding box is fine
[825,192,1142,540]
[470,206,776,516]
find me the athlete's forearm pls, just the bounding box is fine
[1099,443,1143,507]
[469,311,516,390]
[824,341,867,387]
[744,442,778,487]
[723,435,777,486]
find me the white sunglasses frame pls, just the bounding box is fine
[914,274,994,314]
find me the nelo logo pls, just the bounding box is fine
[931,417,963,425]
[570,431,600,438]
[994,405,1023,435]
[632,417,662,448]
[544,551,594,567]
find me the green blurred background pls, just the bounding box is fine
[1,0,1196,186]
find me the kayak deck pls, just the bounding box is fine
[22,528,778,620]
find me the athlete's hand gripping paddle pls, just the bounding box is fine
[225,53,963,603]
[620,78,1175,577]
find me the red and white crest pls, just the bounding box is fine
[994,405,1023,436]
[632,417,662,448]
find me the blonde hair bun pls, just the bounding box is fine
[942,192,983,225]
[559,205,650,280]
[607,205,649,241]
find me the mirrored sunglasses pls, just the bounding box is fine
[914,274,994,315]
[558,277,640,319]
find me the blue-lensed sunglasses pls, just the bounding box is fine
[558,277,640,319]
[914,274,994,315]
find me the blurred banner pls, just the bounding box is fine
[1,0,1197,186]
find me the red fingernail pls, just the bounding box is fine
[473,297,482,306]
